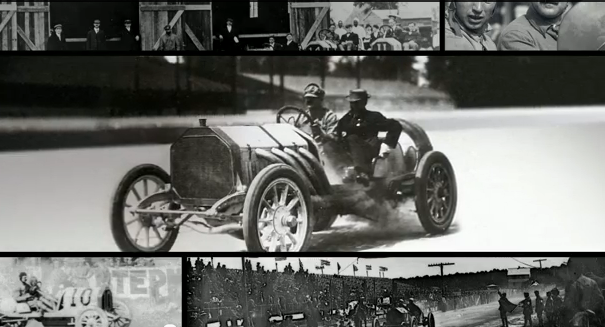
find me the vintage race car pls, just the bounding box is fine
[0,287,131,327]
[110,106,457,252]
[372,297,435,327]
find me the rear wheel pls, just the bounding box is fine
[243,164,314,252]
[108,301,131,327]
[111,165,178,252]
[415,152,457,234]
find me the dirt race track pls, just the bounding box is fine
[0,108,605,252]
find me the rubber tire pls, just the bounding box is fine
[111,301,132,327]
[427,313,435,327]
[414,151,457,235]
[111,164,178,252]
[243,164,314,252]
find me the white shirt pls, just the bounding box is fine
[352,25,366,39]
[94,28,99,33]
[335,28,346,37]
[126,27,131,32]
[227,25,232,33]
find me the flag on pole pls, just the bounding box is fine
[379,266,388,271]
[316,266,324,270]
[321,260,331,267]
[337,262,341,273]
[353,265,358,272]
[275,258,287,261]
[366,265,372,271]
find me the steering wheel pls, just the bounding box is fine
[317,29,331,41]
[276,106,314,130]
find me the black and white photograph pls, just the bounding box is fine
[444,2,605,51]
[0,1,439,52]
[1,55,605,252]
[0,257,182,327]
[187,257,605,327]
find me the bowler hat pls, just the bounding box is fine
[53,24,62,29]
[346,89,371,102]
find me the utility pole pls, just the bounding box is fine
[241,257,250,327]
[533,259,547,269]
[429,262,455,296]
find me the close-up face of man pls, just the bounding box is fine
[389,19,396,27]
[353,20,359,27]
[338,21,343,28]
[269,37,275,44]
[350,99,367,114]
[287,34,293,41]
[346,26,353,33]
[330,24,336,32]
[455,2,497,33]
[55,27,62,34]
[530,2,570,20]
[94,20,100,27]
[20,274,27,283]
[304,96,321,111]
[227,20,233,26]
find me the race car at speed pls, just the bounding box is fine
[372,297,435,327]
[111,106,457,252]
[0,286,131,327]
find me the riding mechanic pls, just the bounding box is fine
[317,89,403,184]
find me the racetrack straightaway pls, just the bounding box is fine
[1,108,605,252]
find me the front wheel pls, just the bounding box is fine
[76,307,109,327]
[111,164,178,252]
[108,301,131,327]
[243,164,314,252]
[414,151,457,234]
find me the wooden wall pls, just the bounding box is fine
[289,1,330,46]
[139,1,212,51]
[0,1,49,51]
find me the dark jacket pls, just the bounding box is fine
[334,109,402,149]
[284,40,299,51]
[340,32,359,46]
[119,27,139,51]
[47,33,67,51]
[218,25,240,51]
[86,28,107,50]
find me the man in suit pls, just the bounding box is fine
[119,19,140,51]
[267,36,283,51]
[339,24,359,51]
[86,19,107,51]
[218,18,240,51]
[283,33,299,50]
[47,23,67,51]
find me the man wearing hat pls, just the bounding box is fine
[119,19,140,51]
[47,24,67,51]
[403,298,423,323]
[498,290,518,327]
[499,2,570,51]
[330,89,402,183]
[302,83,339,142]
[284,33,300,51]
[519,292,533,327]
[445,2,497,50]
[218,18,240,51]
[157,25,181,51]
[551,288,563,327]
[86,19,107,51]
[558,2,605,50]
[535,291,545,327]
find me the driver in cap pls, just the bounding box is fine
[303,83,339,142]
[558,2,605,50]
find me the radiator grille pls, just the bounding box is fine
[171,135,234,200]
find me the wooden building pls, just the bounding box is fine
[0,1,331,51]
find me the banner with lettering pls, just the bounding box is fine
[103,267,182,299]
